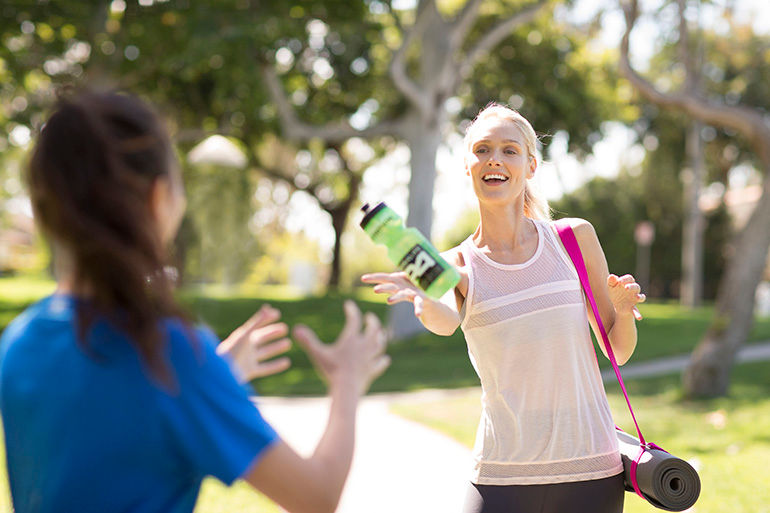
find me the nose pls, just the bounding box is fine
[487,152,502,167]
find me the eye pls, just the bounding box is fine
[504,147,517,155]
[475,146,488,154]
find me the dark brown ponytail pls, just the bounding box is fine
[28,91,188,383]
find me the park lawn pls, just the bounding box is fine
[180,291,770,396]
[389,360,770,513]
[2,275,770,396]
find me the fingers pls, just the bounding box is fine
[361,272,406,284]
[292,324,325,357]
[253,357,291,378]
[633,307,643,321]
[363,312,386,357]
[338,300,363,343]
[231,304,281,340]
[413,295,424,317]
[386,289,418,305]
[249,322,289,346]
[372,282,401,295]
[255,338,292,360]
[369,355,391,382]
[608,274,644,295]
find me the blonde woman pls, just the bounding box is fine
[363,103,645,513]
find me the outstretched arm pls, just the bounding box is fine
[361,248,467,336]
[244,302,390,513]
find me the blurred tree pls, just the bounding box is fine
[2,1,626,338]
[252,135,388,288]
[262,0,633,337]
[551,167,730,300]
[621,0,770,397]
[0,0,375,286]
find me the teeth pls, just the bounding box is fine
[482,173,508,181]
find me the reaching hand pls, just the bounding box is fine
[361,271,428,318]
[607,274,646,321]
[217,305,292,383]
[292,300,390,395]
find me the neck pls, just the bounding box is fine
[473,197,532,251]
[52,242,88,296]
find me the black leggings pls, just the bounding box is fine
[463,473,625,513]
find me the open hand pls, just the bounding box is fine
[607,274,646,321]
[292,300,390,395]
[361,271,428,317]
[217,305,292,383]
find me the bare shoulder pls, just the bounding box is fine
[559,217,598,244]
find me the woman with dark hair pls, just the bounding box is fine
[0,90,389,513]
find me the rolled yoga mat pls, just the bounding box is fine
[616,429,700,511]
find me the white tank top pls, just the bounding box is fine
[459,219,623,485]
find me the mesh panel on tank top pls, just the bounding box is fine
[462,221,581,331]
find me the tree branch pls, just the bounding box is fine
[676,0,695,87]
[384,0,405,34]
[450,0,484,49]
[619,0,769,151]
[461,0,549,78]
[260,63,406,143]
[173,127,235,144]
[388,0,434,117]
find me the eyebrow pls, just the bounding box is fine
[473,139,523,145]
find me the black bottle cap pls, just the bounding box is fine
[360,201,386,229]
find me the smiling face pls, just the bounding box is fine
[465,116,537,206]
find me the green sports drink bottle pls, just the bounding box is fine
[360,202,460,299]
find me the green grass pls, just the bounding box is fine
[2,275,770,397]
[390,361,770,513]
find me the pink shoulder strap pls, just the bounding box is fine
[554,219,660,500]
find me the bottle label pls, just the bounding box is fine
[399,243,444,290]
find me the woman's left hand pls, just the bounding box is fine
[607,274,646,321]
[217,305,292,383]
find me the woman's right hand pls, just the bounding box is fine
[360,271,429,317]
[292,301,390,395]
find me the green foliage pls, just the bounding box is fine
[459,9,632,157]
[551,168,731,300]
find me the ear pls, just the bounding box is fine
[527,155,537,179]
[149,175,171,226]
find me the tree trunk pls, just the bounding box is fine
[327,207,346,290]
[388,113,443,340]
[683,167,770,397]
[680,120,705,307]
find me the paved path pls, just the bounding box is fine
[256,341,770,512]
[600,340,770,381]
[256,392,472,513]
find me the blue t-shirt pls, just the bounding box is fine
[0,294,279,513]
